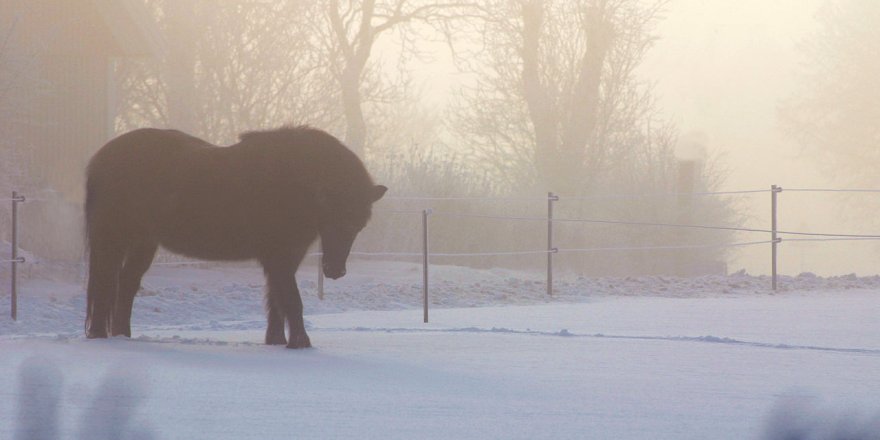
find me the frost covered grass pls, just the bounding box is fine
[2,261,880,439]
[4,260,880,337]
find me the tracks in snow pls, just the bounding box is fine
[311,325,880,356]
[7,323,878,356]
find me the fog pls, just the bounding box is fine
[2,0,878,277]
[640,0,822,274]
[639,0,878,275]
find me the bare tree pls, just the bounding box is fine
[781,0,880,189]
[117,0,337,144]
[117,1,477,154]
[317,0,476,157]
[443,0,743,274]
[453,0,666,194]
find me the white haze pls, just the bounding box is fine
[393,0,876,276]
[4,0,878,276]
[636,0,847,276]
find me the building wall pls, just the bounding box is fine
[11,2,118,202]
[1,1,144,260]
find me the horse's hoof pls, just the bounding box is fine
[265,334,287,345]
[286,334,311,349]
[86,329,108,339]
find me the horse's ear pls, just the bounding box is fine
[371,185,388,202]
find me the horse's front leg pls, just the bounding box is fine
[284,279,311,349]
[261,250,310,348]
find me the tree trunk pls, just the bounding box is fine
[328,0,376,158]
[340,66,367,157]
[521,0,560,190]
[521,0,612,193]
[560,3,611,187]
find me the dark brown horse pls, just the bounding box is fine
[84,126,386,348]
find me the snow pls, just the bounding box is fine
[2,261,880,439]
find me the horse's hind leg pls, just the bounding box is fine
[262,259,290,346]
[112,240,158,337]
[283,277,310,349]
[85,239,125,339]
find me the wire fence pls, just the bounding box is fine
[6,186,880,321]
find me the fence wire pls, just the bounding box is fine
[781,237,880,243]
[557,240,773,253]
[386,196,549,202]
[7,186,880,268]
[427,210,880,240]
[784,188,880,193]
[557,189,771,200]
[10,188,880,204]
[387,189,771,202]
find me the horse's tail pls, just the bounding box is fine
[84,177,93,248]
[83,167,97,335]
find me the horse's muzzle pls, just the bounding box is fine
[323,263,346,280]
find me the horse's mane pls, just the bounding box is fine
[238,125,316,144]
[235,125,372,188]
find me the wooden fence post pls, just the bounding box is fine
[771,185,782,290]
[11,191,25,320]
[423,209,431,323]
[547,192,558,296]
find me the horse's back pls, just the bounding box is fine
[86,129,214,239]
[85,128,310,260]
[89,128,205,176]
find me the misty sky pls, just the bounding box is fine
[636,0,871,275]
[402,0,872,275]
[641,0,825,190]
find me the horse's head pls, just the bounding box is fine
[317,184,387,279]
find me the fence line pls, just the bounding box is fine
[53,238,797,267]
[427,210,880,239]
[11,188,880,204]
[777,231,880,239]
[9,185,880,322]
[386,189,771,202]
[784,188,880,193]
[556,240,773,253]
[431,212,547,222]
[780,237,880,243]
[347,239,774,259]
[432,211,780,234]
[429,250,555,257]
[386,197,548,202]
[557,217,767,234]
[556,189,771,200]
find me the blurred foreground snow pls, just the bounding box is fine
[2,261,879,439]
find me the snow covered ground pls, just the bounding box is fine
[2,261,879,439]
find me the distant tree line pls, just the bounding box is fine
[782,0,880,224]
[2,0,743,275]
